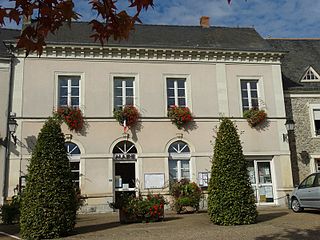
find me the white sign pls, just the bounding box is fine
[144,173,165,189]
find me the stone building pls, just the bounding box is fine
[268,39,320,185]
[2,21,293,212]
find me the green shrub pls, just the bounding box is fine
[20,118,77,239]
[1,195,21,224]
[170,179,202,213]
[208,118,257,225]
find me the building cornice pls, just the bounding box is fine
[15,44,284,64]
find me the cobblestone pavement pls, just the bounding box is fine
[1,207,320,240]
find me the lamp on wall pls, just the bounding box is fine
[0,114,18,146]
[283,119,295,142]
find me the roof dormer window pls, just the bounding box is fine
[301,67,320,82]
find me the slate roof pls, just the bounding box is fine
[268,39,320,91]
[0,28,20,57]
[44,22,275,52]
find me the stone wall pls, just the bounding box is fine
[285,96,320,183]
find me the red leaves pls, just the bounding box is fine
[0,0,154,55]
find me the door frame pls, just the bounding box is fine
[248,159,275,205]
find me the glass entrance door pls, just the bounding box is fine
[248,160,274,204]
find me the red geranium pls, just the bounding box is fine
[168,105,194,129]
[54,107,85,132]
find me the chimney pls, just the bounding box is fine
[200,16,210,28]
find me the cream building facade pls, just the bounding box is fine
[5,23,293,212]
[0,28,20,205]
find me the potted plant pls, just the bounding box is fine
[113,105,140,129]
[109,193,166,223]
[243,107,267,128]
[168,106,193,129]
[53,107,85,132]
[170,179,202,213]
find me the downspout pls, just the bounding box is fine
[2,54,15,203]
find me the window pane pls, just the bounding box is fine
[181,160,189,169]
[251,98,259,108]
[250,81,257,89]
[59,87,68,96]
[178,89,185,97]
[168,98,175,107]
[167,89,174,97]
[251,90,258,98]
[59,78,68,87]
[72,172,80,181]
[71,88,79,96]
[178,98,186,106]
[241,81,247,90]
[315,120,320,135]
[126,79,134,87]
[247,161,256,184]
[71,78,80,86]
[313,109,320,120]
[167,80,174,88]
[181,170,190,179]
[177,80,185,88]
[114,97,122,107]
[126,97,134,105]
[70,162,80,171]
[242,99,249,108]
[126,88,134,97]
[71,97,79,106]
[59,97,67,106]
[305,175,316,188]
[114,88,122,97]
[241,90,248,98]
[257,162,272,184]
[114,79,122,88]
[169,161,178,181]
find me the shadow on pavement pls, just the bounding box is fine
[257,211,288,223]
[71,221,121,236]
[162,216,182,222]
[255,228,320,240]
[0,224,20,236]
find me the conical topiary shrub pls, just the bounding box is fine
[208,118,257,225]
[20,118,77,239]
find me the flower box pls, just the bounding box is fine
[53,107,85,132]
[113,105,140,129]
[243,108,267,128]
[168,106,193,129]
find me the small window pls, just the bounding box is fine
[167,78,187,108]
[313,109,320,136]
[168,141,190,182]
[315,159,320,172]
[301,67,320,82]
[240,80,259,112]
[114,77,135,110]
[58,76,80,107]
[65,142,81,189]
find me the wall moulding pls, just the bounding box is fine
[16,45,283,64]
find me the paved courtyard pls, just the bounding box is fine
[1,207,320,240]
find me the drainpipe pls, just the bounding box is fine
[2,54,15,203]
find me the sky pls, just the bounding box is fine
[1,0,320,38]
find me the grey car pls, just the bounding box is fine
[291,172,320,212]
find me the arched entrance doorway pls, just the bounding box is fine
[65,142,81,189]
[113,140,137,202]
